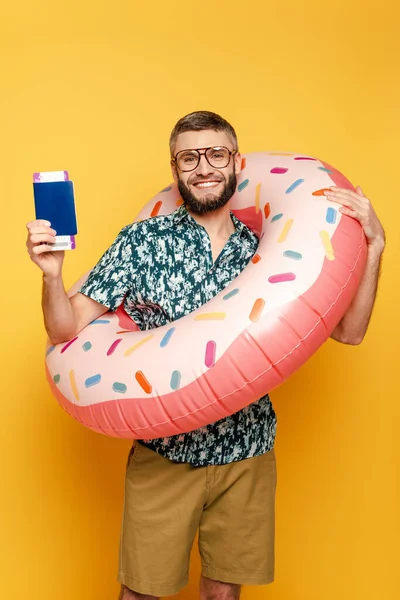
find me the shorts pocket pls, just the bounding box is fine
[126,442,142,472]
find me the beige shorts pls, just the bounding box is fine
[118,442,277,597]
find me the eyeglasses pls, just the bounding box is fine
[172,146,236,172]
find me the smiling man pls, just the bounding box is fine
[26,111,385,600]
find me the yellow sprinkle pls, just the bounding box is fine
[124,334,153,357]
[278,219,294,243]
[255,183,261,213]
[69,369,80,402]
[320,231,335,261]
[194,312,226,321]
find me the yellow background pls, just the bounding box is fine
[1,1,399,599]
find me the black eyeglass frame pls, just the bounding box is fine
[171,146,237,172]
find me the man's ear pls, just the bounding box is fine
[171,160,179,183]
[234,152,242,175]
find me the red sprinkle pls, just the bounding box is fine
[268,273,296,284]
[107,338,123,356]
[60,336,78,354]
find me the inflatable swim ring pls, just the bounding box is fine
[45,152,367,438]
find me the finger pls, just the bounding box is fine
[339,207,368,223]
[28,226,57,236]
[325,192,362,210]
[327,187,367,204]
[355,185,367,198]
[31,244,55,255]
[29,233,57,245]
[26,219,51,229]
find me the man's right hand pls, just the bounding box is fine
[26,219,65,279]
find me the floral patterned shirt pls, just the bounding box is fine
[79,204,277,466]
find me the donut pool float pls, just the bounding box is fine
[45,152,367,438]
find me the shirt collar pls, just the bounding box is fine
[172,204,246,236]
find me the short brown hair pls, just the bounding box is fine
[169,110,238,156]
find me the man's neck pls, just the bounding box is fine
[187,204,236,240]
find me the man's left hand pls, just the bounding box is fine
[324,186,385,254]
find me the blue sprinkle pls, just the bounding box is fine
[82,341,92,352]
[113,382,127,394]
[170,371,181,391]
[271,213,284,222]
[283,250,303,260]
[285,179,304,194]
[90,319,110,325]
[326,207,337,224]
[318,167,333,174]
[223,288,240,301]
[161,185,172,192]
[46,346,55,357]
[53,374,60,384]
[160,327,176,348]
[85,374,102,388]
[238,179,249,192]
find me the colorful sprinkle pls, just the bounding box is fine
[82,341,92,352]
[46,346,55,357]
[107,339,122,356]
[223,288,239,301]
[53,374,60,384]
[312,188,330,196]
[251,254,261,264]
[264,202,271,219]
[161,185,172,192]
[241,157,246,170]
[170,370,181,391]
[176,198,184,206]
[268,273,296,283]
[205,341,216,368]
[255,183,261,213]
[294,157,317,161]
[278,219,294,243]
[195,312,226,321]
[238,179,249,192]
[89,319,110,325]
[112,382,127,394]
[135,371,152,394]
[270,167,288,174]
[160,327,176,348]
[271,213,283,222]
[326,207,337,224]
[69,370,80,401]
[285,179,304,194]
[150,200,162,217]
[249,298,265,322]
[61,336,78,354]
[85,374,101,388]
[283,250,303,260]
[124,334,153,357]
[320,231,335,260]
[318,167,333,174]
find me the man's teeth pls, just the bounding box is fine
[194,181,220,188]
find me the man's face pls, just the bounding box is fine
[171,130,242,215]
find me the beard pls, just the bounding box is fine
[178,172,237,215]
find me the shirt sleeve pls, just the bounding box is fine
[79,224,134,310]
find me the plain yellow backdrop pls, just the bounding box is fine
[1,1,399,599]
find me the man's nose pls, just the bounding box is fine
[195,154,214,176]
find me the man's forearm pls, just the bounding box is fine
[331,244,384,345]
[42,275,76,345]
